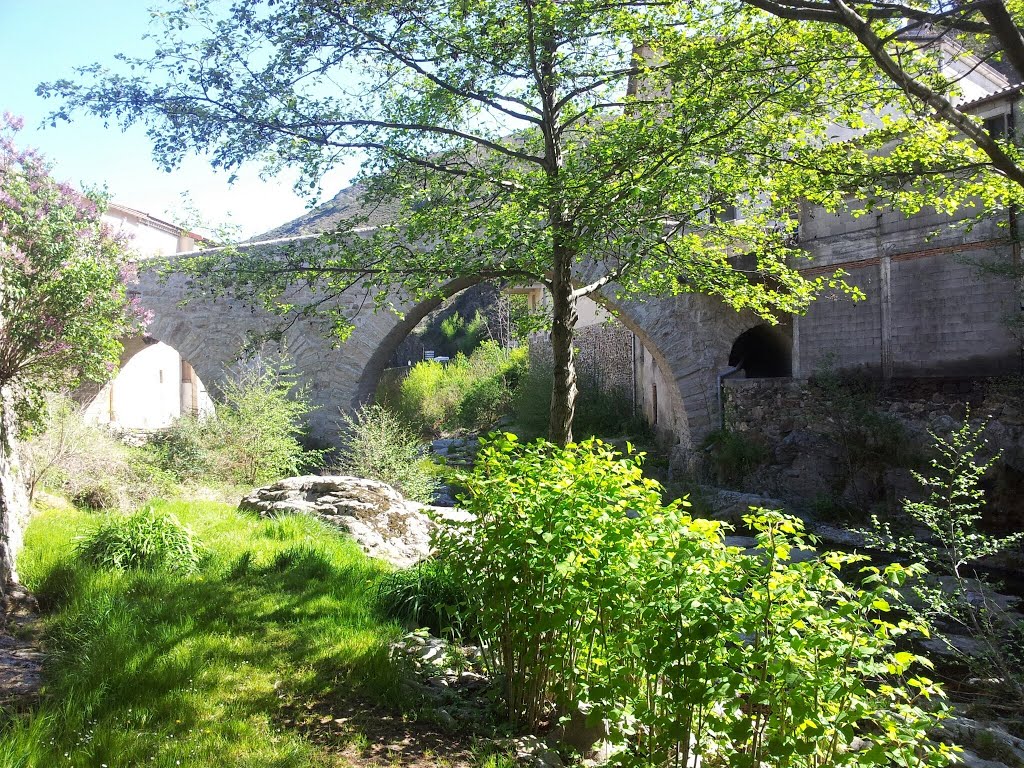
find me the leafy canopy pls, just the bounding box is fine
[39,0,974,325]
[38,0,1011,440]
[0,114,146,427]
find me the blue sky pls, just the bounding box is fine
[0,1,359,239]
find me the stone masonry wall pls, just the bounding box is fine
[722,376,1024,528]
[528,322,634,398]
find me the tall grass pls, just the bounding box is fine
[2,499,402,768]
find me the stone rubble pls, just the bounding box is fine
[0,583,43,707]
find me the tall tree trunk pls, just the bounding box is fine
[533,4,578,444]
[0,388,29,603]
[548,237,579,446]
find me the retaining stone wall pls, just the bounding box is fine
[722,376,1024,528]
[527,323,634,397]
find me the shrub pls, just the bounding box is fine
[869,416,1024,702]
[440,309,489,356]
[72,482,120,511]
[207,357,325,485]
[21,392,175,509]
[335,404,439,503]
[396,341,527,435]
[434,435,956,766]
[373,558,471,636]
[808,363,920,472]
[149,415,213,482]
[700,427,768,486]
[78,505,202,574]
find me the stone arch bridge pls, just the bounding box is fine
[134,237,779,459]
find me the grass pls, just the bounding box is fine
[0,498,405,768]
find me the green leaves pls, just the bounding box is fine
[0,119,140,429]
[435,441,953,765]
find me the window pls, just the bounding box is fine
[984,113,1009,140]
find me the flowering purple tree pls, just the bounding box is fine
[0,113,147,426]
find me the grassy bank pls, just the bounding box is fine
[1,499,403,768]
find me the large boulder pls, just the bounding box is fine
[239,475,471,568]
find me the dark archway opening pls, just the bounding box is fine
[728,322,792,378]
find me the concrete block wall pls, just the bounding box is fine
[889,250,1018,377]
[796,200,1021,380]
[797,268,883,376]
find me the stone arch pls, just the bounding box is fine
[594,289,782,460]
[81,333,215,429]
[138,248,784,454]
[584,292,691,447]
[352,276,483,407]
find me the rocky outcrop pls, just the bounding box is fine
[239,475,472,568]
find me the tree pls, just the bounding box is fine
[731,0,1024,193]
[0,113,144,594]
[38,0,995,443]
[0,113,147,426]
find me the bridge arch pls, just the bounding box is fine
[81,333,215,429]
[138,252,777,456]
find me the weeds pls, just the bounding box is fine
[700,427,768,485]
[77,504,202,574]
[374,558,472,637]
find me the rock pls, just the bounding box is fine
[952,749,1010,768]
[700,488,787,528]
[724,535,758,549]
[918,634,988,660]
[937,717,1024,768]
[883,467,921,505]
[840,469,878,508]
[805,521,868,549]
[240,475,472,568]
[433,485,459,507]
[556,702,610,758]
[506,736,564,768]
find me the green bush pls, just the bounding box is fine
[434,435,956,765]
[78,505,202,574]
[21,392,176,509]
[206,357,325,485]
[72,482,120,511]
[396,341,527,435]
[374,558,471,636]
[439,309,489,356]
[149,415,213,482]
[335,403,439,503]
